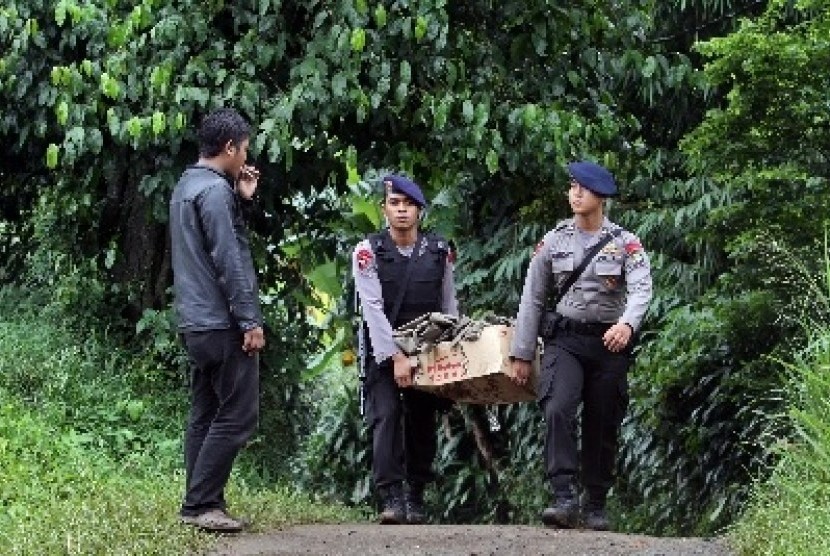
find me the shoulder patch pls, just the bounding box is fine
[356,247,374,272]
[624,240,643,255]
[533,239,545,257]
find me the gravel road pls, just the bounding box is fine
[209,524,734,556]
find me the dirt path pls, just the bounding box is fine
[209,524,733,556]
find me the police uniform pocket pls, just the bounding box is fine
[595,256,623,276]
[594,257,623,291]
[551,256,574,273]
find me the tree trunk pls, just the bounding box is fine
[101,149,171,320]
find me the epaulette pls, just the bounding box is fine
[366,231,387,255]
[604,224,626,240]
[425,232,449,252]
[553,219,574,232]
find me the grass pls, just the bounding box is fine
[0,431,365,555]
[0,291,366,555]
[729,328,830,555]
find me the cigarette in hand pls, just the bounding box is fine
[240,166,260,180]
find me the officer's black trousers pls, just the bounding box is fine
[365,359,439,490]
[538,329,630,503]
[180,329,259,517]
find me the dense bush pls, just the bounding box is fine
[730,326,830,555]
[2,0,828,540]
[617,294,786,535]
[0,288,186,465]
[0,289,198,554]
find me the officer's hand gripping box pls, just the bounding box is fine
[411,324,539,404]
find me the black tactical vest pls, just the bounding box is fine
[369,230,448,328]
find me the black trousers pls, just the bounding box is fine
[538,329,631,502]
[180,329,259,516]
[364,359,442,490]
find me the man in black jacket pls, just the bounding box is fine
[352,175,458,524]
[170,107,265,532]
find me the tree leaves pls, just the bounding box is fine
[4,0,825,534]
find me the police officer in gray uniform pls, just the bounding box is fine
[352,175,458,525]
[510,161,652,531]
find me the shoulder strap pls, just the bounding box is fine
[551,228,622,308]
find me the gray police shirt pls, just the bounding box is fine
[352,235,459,364]
[510,216,652,361]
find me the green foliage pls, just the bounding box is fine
[0,393,362,555]
[0,290,363,554]
[430,403,548,524]
[680,0,830,275]
[135,307,188,372]
[613,0,830,536]
[619,223,830,534]
[729,326,830,555]
[685,0,830,177]
[0,290,194,554]
[0,398,211,556]
[618,293,784,534]
[4,0,827,537]
[455,222,547,315]
[624,172,729,314]
[293,376,373,509]
[728,232,830,554]
[0,287,185,468]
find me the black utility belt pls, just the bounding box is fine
[555,315,613,337]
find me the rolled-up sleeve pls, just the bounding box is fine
[510,231,555,361]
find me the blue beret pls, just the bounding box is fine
[567,161,618,197]
[383,174,427,208]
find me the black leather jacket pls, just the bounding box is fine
[169,165,262,332]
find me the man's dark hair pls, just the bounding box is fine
[197,107,251,158]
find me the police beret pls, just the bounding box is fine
[383,174,427,208]
[567,161,618,197]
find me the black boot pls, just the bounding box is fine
[405,484,426,525]
[541,484,579,528]
[582,498,610,531]
[378,483,405,524]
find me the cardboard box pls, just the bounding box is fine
[411,324,539,404]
